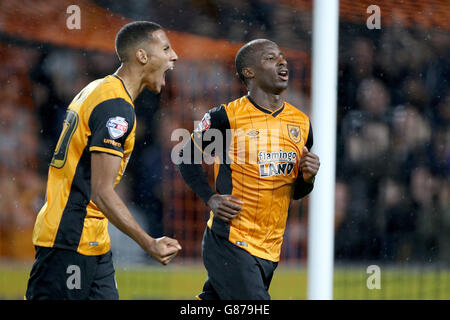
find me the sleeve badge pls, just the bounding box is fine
[106,116,129,139]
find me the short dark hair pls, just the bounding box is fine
[115,21,162,63]
[235,39,274,86]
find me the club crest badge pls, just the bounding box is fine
[287,124,301,144]
[106,116,128,139]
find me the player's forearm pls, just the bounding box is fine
[177,162,216,204]
[176,141,216,204]
[91,188,155,252]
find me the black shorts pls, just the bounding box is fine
[198,227,278,300]
[25,246,118,300]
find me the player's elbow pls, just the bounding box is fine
[176,162,189,183]
[176,149,194,178]
[90,184,113,208]
[90,190,102,207]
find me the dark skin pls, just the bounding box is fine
[243,41,289,110]
[208,40,320,222]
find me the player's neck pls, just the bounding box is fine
[247,88,284,111]
[114,64,145,102]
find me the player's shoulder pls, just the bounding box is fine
[74,75,134,116]
[91,75,134,106]
[283,101,310,123]
[206,96,248,124]
[206,95,246,119]
[197,97,246,132]
[225,95,248,109]
[216,95,250,116]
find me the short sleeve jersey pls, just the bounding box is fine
[32,75,136,256]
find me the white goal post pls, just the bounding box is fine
[307,0,339,300]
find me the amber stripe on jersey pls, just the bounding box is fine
[202,96,311,262]
[32,75,136,256]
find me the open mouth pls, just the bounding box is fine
[162,65,175,86]
[277,69,289,81]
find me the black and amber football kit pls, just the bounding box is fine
[26,74,135,300]
[177,95,314,299]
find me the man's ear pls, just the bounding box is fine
[135,49,148,64]
[242,67,254,81]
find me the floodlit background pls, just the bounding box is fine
[0,0,449,299]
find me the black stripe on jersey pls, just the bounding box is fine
[215,163,232,194]
[53,145,91,250]
[209,106,233,239]
[212,105,233,197]
[211,164,233,237]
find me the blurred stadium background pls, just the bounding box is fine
[0,0,448,299]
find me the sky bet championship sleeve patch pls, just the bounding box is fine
[190,105,230,158]
[88,98,135,157]
[194,112,211,132]
[106,116,128,139]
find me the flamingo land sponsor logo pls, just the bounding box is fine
[106,116,128,139]
[258,150,297,177]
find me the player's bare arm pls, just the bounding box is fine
[299,146,320,183]
[207,194,244,222]
[90,151,181,265]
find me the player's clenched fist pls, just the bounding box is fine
[299,146,320,183]
[147,236,182,265]
[207,194,244,222]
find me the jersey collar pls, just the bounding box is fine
[246,95,285,118]
[112,74,133,103]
